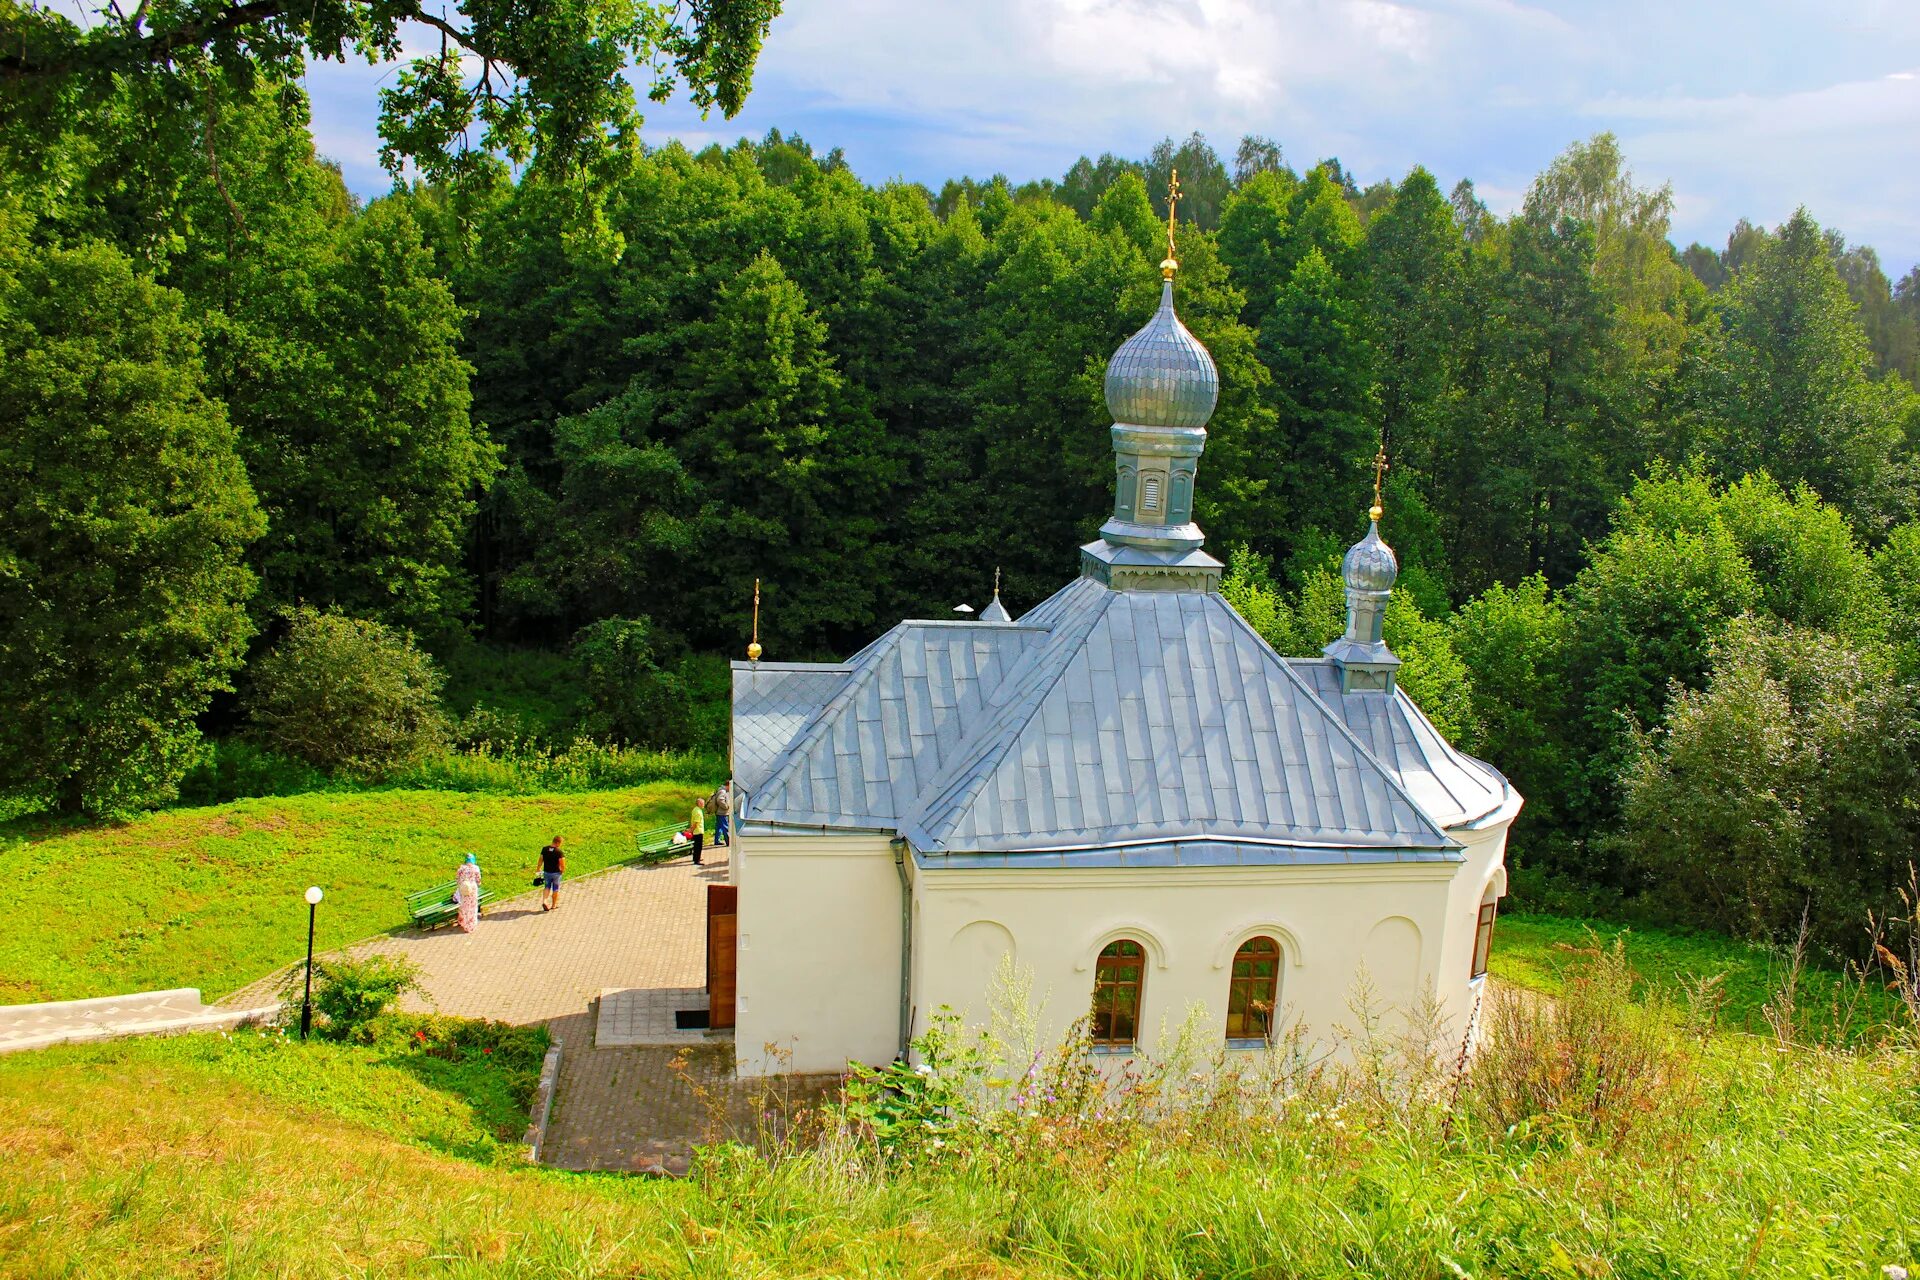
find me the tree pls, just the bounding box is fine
[247,608,451,776]
[669,249,890,649]
[568,616,692,747]
[1451,576,1575,848]
[1704,210,1917,529]
[1145,133,1232,231]
[1257,247,1376,542]
[229,195,500,631]
[1622,618,1919,951]
[0,228,262,813]
[1217,170,1297,325]
[1362,168,1460,466]
[1233,135,1285,186]
[1,0,779,190]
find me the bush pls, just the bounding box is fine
[247,609,451,778]
[1468,936,1697,1145]
[305,955,420,1041]
[389,737,723,793]
[569,616,694,748]
[175,739,332,806]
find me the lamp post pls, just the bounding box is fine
[299,886,323,1041]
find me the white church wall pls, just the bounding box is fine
[1433,793,1523,1033]
[910,861,1462,1063]
[733,829,901,1076]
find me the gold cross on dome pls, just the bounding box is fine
[1161,169,1182,279]
[1370,447,1389,521]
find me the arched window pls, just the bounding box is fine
[1470,886,1499,980]
[1141,473,1162,512]
[1226,936,1281,1043]
[1090,939,1145,1047]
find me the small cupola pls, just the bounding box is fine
[1323,450,1402,693]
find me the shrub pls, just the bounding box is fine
[306,955,420,1041]
[389,737,723,794]
[569,616,694,748]
[175,739,332,806]
[1467,936,1696,1146]
[247,609,451,778]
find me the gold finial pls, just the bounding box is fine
[746,578,763,662]
[993,566,1001,598]
[1369,447,1388,523]
[1160,169,1182,280]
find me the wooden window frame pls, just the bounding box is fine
[1470,900,1497,980]
[1225,936,1281,1044]
[1090,939,1145,1048]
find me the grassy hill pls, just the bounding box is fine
[0,784,707,1004]
[2,1014,1916,1278]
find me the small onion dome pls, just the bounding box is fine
[1103,281,1219,429]
[1342,521,1399,593]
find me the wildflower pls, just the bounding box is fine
[1885,1267,1909,1280]
[483,1047,493,1055]
[914,1062,934,1077]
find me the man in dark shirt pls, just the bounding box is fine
[536,836,565,912]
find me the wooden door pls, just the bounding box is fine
[706,884,737,1029]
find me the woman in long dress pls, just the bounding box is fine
[455,854,483,933]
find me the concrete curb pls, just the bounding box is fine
[0,987,202,1016]
[524,1038,563,1162]
[0,1002,280,1056]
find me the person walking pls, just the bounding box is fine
[713,781,731,848]
[536,835,565,911]
[454,853,483,933]
[688,797,706,866]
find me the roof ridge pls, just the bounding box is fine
[900,580,1116,846]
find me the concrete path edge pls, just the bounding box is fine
[524,1039,563,1161]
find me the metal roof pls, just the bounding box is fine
[1290,659,1510,829]
[734,576,1476,864]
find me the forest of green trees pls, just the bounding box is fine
[5,11,1920,958]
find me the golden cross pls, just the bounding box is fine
[993,566,1001,597]
[1161,169,1182,279]
[747,578,762,662]
[1370,448,1389,521]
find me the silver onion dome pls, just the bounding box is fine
[1103,281,1219,429]
[1342,522,1399,593]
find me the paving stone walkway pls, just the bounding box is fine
[220,847,843,1172]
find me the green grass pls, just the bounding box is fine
[0,783,713,1005]
[1493,911,1905,1041]
[1,1015,1916,1276]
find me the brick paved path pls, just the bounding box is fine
[222,848,843,1171]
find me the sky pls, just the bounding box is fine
[305,0,1920,277]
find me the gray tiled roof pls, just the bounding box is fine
[1291,659,1510,828]
[900,582,1448,856]
[731,663,854,792]
[736,576,1468,862]
[737,620,1051,828]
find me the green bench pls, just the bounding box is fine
[407,879,497,931]
[632,822,698,865]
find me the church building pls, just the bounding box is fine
[725,211,1520,1076]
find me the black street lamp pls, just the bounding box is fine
[299,885,323,1041]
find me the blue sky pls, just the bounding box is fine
[305,0,1920,276]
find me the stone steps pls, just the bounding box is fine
[0,988,280,1055]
